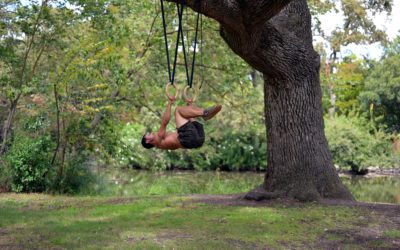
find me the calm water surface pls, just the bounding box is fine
[96,169,400,204]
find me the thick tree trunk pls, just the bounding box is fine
[166,0,354,201]
[253,70,352,201]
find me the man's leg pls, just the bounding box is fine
[175,104,222,128]
[175,106,204,128]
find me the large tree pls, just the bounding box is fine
[165,0,354,201]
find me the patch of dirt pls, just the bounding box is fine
[189,193,304,207]
[0,227,65,250]
[222,238,261,249]
[155,232,192,244]
[316,228,400,250]
[21,197,138,211]
[0,229,18,250]
[124,232,260,249]
[124,231,192,246]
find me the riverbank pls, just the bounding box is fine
[338,167,400,177]
[0,193,399,249]
[96,169,400,204]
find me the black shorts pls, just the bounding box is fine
[177,121,205,149]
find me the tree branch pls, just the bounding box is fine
[19,0,49,88]
[127,12,158,79]
[241,0,294,28]
[164,0,241,30]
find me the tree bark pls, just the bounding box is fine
[166,0,353,201]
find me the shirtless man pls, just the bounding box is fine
[141,96,222,150]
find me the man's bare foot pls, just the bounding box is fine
[203,104,222,121]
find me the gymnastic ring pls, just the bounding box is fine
[183,85,199,103]
[165,82,179,99]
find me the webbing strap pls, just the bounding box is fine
[160,0,201,88]
[171,3,185,84]
[177,5,190,88]
[199,13,203,89]
[160,0,184,84]
[189,10,200,88]
[160,0,171,82]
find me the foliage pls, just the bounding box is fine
[0,0,77,152]
[3,135,53,192]
[325,114,398,172]
[359,36,400,132]
[310,0,392,52]
[334,55,367,113]
[320,54,368,115]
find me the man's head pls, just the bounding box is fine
[141,133,155,149]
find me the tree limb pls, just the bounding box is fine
[241,0,294,28]
[18,0,49,88]
[165,0,294,32]
[164,0,241,30]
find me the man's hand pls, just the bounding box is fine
[186,99,193,106]
[168,95,176,104]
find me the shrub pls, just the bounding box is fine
[325,114,397,172]
[4,135,53,192]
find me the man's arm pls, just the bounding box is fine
[157,99,174,139]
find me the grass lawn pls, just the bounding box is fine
[0,193,399,249]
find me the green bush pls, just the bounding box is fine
[4,135,53,192]
[178,127,267,171]
[325,114,397,172]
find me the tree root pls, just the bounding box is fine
[244,183,354,202]
[244,185,283,201]
[244,190,281,201]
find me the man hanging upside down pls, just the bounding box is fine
[141,96,222,150]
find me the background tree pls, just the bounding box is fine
[319,54,367,115]
[359,36,400,132]
[0,0,75,154]
[311,0,392,117]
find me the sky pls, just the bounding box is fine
[317,0,400,59]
